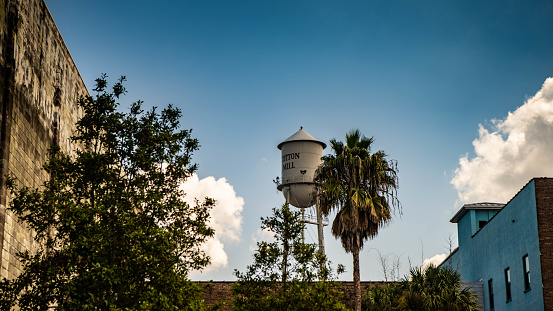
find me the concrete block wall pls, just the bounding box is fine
[0,0,86,280]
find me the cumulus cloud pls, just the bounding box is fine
[249,227,276,251]
[180,174,244,274]
[422,253,447,269]
[451,77,553,204]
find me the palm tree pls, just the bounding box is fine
[315,129,400,311]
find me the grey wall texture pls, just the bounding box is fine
[0,0,86,280]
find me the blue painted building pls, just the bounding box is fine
[441,178,553,311]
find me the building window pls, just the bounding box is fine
[479,220,487,229]
[488,278,494,310]
[523,254,531,292]
[505,267,512,302]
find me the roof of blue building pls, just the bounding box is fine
[450,202,505,223]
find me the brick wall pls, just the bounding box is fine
[199,281,234,309]
[0,0,86,280]
[535,178,553,310]
[197,281,386,310]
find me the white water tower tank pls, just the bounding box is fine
[277,127,326,208]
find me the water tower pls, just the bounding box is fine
[277,127,327,253]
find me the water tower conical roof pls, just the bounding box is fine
[277,127,327,150]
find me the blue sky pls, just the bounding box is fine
[46,0,553,281]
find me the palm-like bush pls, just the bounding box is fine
[402,266,477,311]
[362,283,404,311]
[362,266,479,311]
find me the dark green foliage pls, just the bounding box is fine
[0,75,214,310]
[232,204,348,311]
[362,283,404,311]
[315,130,400,252]
[362,266,479,311]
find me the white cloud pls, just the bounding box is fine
[451,77,553,205]
[422,253,447,269]
[249,227,276,251]
[180,174,244,274]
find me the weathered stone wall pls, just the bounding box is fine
[0,0,86,280]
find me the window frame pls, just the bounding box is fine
[504,267,512,302]
[488,278,495,310]
[478,220,487,229]
[523,254,531,292]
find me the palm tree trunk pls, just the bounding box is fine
[353,247,361,311]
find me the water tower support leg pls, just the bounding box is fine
[316,203,325,255]
[301,208,305,244]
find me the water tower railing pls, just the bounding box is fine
[282,174,317,185]
[302,212,329,226]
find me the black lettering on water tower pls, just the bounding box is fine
[282,152,300,161]
[283,162,296,170]
[282,152,300,171]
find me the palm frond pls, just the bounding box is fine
[315,129,400,250]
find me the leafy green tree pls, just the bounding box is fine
[362,266,478,311]
[315,129,400,311]
[232,203,348,311]
[0,75,214,310]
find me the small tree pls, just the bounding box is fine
[232,203,348,311]
[0,75,214,310]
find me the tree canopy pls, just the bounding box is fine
[0,75,213,310]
